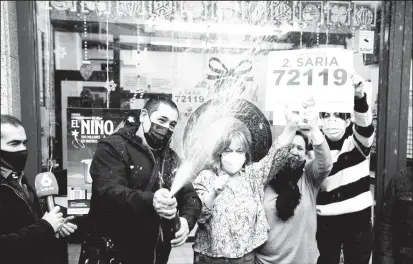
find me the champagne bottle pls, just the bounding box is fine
[160,213,181,244]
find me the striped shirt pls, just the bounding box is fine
[316,95,375,216]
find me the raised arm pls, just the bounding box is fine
[351,76,375,156]
[305,127,333,188]
[248,126,295,186]
[247,107,300,185]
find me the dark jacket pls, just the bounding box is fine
[88,126,201,264]
[0,172,66,264]
[377,166,412,264]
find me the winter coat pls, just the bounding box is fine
[88,126,201,264]
[0,171,67,264]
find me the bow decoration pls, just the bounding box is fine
[204,57,258,102]
[206,57,253,82]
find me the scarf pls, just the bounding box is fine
[268,156,306,221]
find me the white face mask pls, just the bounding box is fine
[322,118,347,141]
[221,152,246,175]
[323,129,345,141]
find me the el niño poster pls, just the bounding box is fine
[66,108,139,214]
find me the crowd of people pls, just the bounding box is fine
[1,73,411,264]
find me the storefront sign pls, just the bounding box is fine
[265,48,354,124]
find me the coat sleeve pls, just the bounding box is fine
[176,182,202,231]
[377,177,396,264]
[352,93,375,155]
[0,219,56,259]
[90,140,155,216]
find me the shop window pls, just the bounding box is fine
[33,1,385,261]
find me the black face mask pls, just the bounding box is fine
[144,121,173,150]
[0,149,28,173]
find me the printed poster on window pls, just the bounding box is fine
[265,48,354,125]
[66,108,139,214]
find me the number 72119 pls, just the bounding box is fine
[174,95,205,103]
[272,68,348,86]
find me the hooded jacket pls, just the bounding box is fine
[88,126,201,264]
[0,170,67,264]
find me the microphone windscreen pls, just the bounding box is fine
[34,172,59,198]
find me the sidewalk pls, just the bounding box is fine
[68,243,194,264]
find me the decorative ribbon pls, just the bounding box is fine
[206,57,253,81]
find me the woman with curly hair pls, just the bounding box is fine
[192,108,299,264]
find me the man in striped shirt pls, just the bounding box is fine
[316,74,375,264]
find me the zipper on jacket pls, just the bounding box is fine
[0,183,37,221]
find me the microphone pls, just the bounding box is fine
[34,172,59,211]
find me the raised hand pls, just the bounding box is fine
[351,73,365,99]
[284,105,300,128]
[301,97,319,131]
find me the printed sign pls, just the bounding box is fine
[68,199,91,215]
[266,48,354,115]
[173,83,207,117]
[358,30,375,54]
[120,68,148,92]
[66,108,140,215]
[173,90,206,105]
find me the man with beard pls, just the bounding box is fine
[83,97,201,264]
[316,74,375,264]
[255,102,333,264]
[0,114,77,264]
